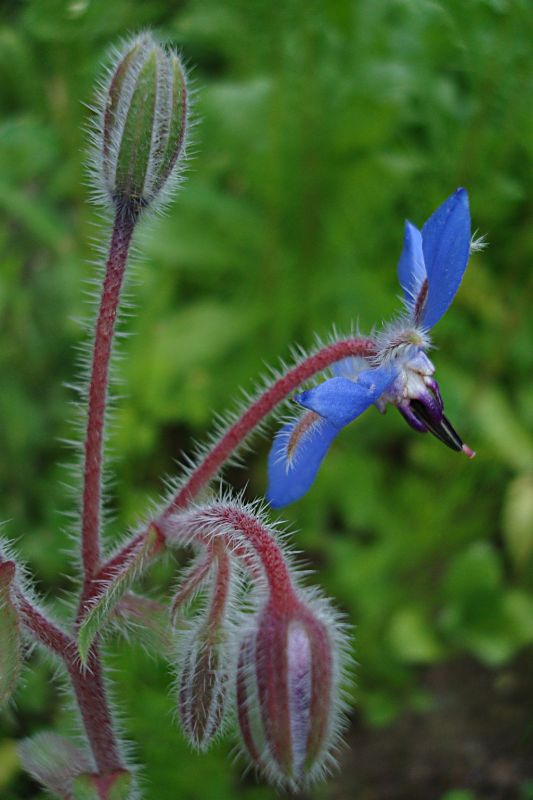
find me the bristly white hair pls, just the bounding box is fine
[161,495,354,789]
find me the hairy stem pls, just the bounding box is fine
[14,586,123,777]
[81,210,136,587]
[17,594,76,665]
[68,647,125,775]
[170,504,296,600]
[212,505,295,599]
[91,337,374,591]
[74,210,137,785]
[164,337,375,512]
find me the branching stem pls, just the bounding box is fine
[90,337,375,592]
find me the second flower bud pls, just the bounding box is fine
[93,32,188,217]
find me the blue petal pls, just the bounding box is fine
[295,367,396,428]
[266,414,339,508]
[397,221,427,312]
[420,188,471,328]
[331,355,370,380]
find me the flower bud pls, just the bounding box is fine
[236,596,344,789]
[178,628,228,751]
[93,32,188,216]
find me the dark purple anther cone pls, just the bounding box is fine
[398,381,475,458]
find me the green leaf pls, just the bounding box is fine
[78,527,160,665]
[388,606,445,664]
[0,561,22,706]
[503,473,533,569]
[475,388,533,472]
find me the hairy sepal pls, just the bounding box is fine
[0,560,22,706]
[78,526,161,665]
[236,591,351,790]
[18,732,92,799]
[110,592,172,653]
[177,628,230,751]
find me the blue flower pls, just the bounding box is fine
[267,189,475,508]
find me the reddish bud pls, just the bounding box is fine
[178,630,229,751]
[176,549,233,751]
[236,594,345,789]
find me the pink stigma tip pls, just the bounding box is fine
[462,443,476,459]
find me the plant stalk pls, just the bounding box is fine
[81,210,136,588]
[89,337,375,593]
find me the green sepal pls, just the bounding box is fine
[18,732,91,799]
[114,47,158,209]
[0,560,22,707]
[77,526,160,665]
[152,52,187,193]
[102,40,145,179]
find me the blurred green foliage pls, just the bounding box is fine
[0,0,532,798]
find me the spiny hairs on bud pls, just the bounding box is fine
[235,588,353,790]
[88,31,190,219]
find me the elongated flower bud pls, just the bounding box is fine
[177,549,232,751]
[178,631,228,751]
[236,595,345,789]
[91,32,188,217]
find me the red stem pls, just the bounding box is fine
[165,337,375,512]
[216,506,295,599]
[81,211,136,586]
[168,504,295,600]
[74,210,136,782]
[18,594,125,774]
[91,337,375,591]
[68,647,125,775]
[170,543,215,623]
[17,594,76,665]
[205,544,231,638]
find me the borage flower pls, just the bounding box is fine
[267,188,476,508]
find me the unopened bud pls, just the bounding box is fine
[93,32,188,217]
[178,629,228,751]
[236,596,344,789]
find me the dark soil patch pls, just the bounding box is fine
[334,653,533,800]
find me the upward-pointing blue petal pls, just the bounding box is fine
[295,367,396,428]
[397,221,427,313]
[420,188,471,328]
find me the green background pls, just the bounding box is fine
[1,0,532,798]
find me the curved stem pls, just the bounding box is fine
[164,337,375,513]
[81,210,136,587]
[164,503,296,600]
[91,337,375,592]
[216,506,295,599]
